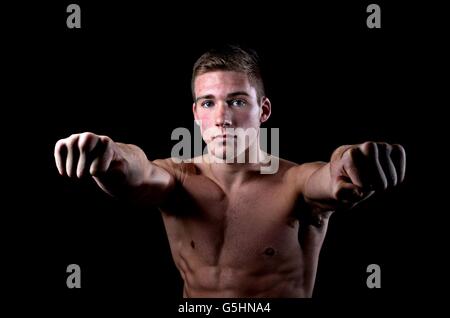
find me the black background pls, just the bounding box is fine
[3,0,445,315]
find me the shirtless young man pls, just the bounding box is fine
[54,45,406,298]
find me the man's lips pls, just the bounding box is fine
[213,134,237,140]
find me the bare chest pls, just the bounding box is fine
[162,175,302,266]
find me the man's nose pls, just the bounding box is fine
[214,103,232,127]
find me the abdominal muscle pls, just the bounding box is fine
[179,258,310,298]
[170,224,314,298]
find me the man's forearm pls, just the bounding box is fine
[303,162,337,211]
[304,147,372,212]
[93,143,153,199]
[55,132,176,205]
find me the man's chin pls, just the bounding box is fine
[210,153,235,163]
[210,148,251,163]
[208,147,234,162]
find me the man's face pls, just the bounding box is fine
[193,71,270,161]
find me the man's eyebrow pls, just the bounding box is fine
[195,92,250,103]
[227,91,250,98]
[195,94,214,103]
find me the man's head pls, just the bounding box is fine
[191,45,271,162]
[192,45,266,102]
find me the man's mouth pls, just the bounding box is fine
[213,134,237,140]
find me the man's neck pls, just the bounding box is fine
[204,149,270,191]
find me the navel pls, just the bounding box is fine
[264,247,275,256]
[191,240,195,249]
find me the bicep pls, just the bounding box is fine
[136,159,177,206]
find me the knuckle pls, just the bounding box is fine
[66,135,78,148]
[78,132,96,150]
[346,148,359,162]
[361,141,376,155]
[385,143,393,154]
[54,139,65,153]
[377,142,388,152]
[99,135,112,146]
[378,144,391,161]
[393,144,406,157]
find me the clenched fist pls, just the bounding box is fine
[54,132,120,178]
[330,141,406,205]
[54,132,170,202]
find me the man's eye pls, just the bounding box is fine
[201,101,214,108]
[230,99,246,107]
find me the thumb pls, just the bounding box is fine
[332,177,365,204]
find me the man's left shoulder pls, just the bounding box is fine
[269,157,299,181]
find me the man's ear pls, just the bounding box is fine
[260,97,271,123]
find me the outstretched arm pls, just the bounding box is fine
[303,142,406,212]
[54,132,175,206]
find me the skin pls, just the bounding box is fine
[54,71,406,297]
